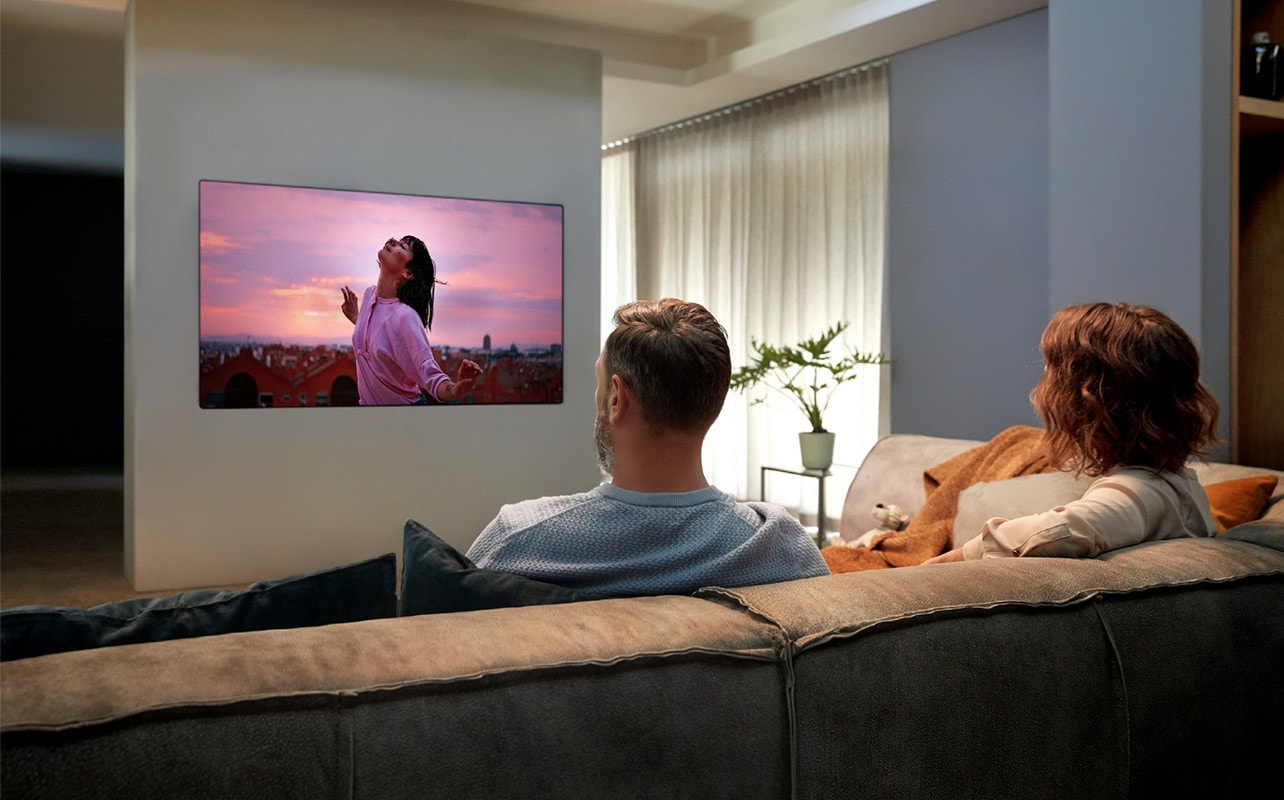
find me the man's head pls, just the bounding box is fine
[594,299,731,475]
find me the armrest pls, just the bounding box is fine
[838,434,981,542]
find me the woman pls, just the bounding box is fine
[925,302,1219,562]
[341,236,481,405]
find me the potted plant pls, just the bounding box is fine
[730,321,888,470]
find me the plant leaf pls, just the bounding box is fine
[729,321,889,432]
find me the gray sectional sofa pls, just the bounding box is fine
[3,434,1282,799]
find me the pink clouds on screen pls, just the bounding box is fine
[199,181,563,348]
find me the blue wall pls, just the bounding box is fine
[887,10,1050,439]
[886,3,1231,452]
[1048,0,1230,455]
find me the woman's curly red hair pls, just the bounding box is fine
[1031,302,1219,476]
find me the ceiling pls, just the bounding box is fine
[2,0,1044,150]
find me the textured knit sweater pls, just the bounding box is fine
[466,483,830,598]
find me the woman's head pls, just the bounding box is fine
[1031,302,1219,475]
[386,235,437,328]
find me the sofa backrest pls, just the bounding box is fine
[1,595,795,800]
[702,533,1284,798]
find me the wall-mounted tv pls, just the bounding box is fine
[199,180,563,408]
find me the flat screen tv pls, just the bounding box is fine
[199,180,563,408]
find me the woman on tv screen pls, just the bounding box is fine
[341,235,481,405]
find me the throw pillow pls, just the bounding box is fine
[399,519,583,616]
[952,472,1095,549]
[1220,519,1284,552]
[1205,474,1279,532]
[0,553,397,662]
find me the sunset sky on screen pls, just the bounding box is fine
[199,181,563,349]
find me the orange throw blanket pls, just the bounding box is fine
[822,425,1055,573]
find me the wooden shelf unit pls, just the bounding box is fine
[1231,0,1284,470]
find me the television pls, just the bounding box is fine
[198,180,563,408]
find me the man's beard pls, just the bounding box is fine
[593,400,614,477]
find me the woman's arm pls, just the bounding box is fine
[434,359,483,402]
[922,547,964,564]
[936,470,1195,561]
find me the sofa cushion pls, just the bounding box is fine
[951,472,1280,547]
[951,472,1094,548]
[0,553,397,662]
[1221,519,1284,552]
[1205,475,1279,532]
[398,519,583,616]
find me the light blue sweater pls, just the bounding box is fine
[466,483,830,598]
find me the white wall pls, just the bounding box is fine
[126,0,603,590]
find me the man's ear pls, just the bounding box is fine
[607,374,633,424]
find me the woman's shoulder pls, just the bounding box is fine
[1098,465,1197,481]
[1091,466,1202,497]
[381,297,426,329]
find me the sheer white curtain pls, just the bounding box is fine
[600,146,636,344]
[602,61,889,520]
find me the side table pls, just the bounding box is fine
[759,464,854,548]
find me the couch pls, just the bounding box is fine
[3,433,1282,799]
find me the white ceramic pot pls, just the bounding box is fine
[798,431,836,470]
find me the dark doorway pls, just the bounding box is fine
[1,163,124,469]
[223,373,259,408]
[330,375,359,406]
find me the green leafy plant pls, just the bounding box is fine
[730,322,888,433]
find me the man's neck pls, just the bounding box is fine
[608,435,709,494]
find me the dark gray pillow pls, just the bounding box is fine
[0,553,397,662]
[1221,519,1284,552]
[399,518,583,616]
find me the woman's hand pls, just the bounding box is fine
[340,286,359,325]
[457,359,483,384]
[437,361,484,402]
[922,547,965,565]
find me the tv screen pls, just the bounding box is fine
[199,180,563,408]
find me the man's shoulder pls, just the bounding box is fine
[728,496,808,528]
[488,485,808,538]
[492,487,605,527]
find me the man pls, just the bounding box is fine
[466,298,830,598]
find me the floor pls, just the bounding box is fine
[1,470,174,608]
